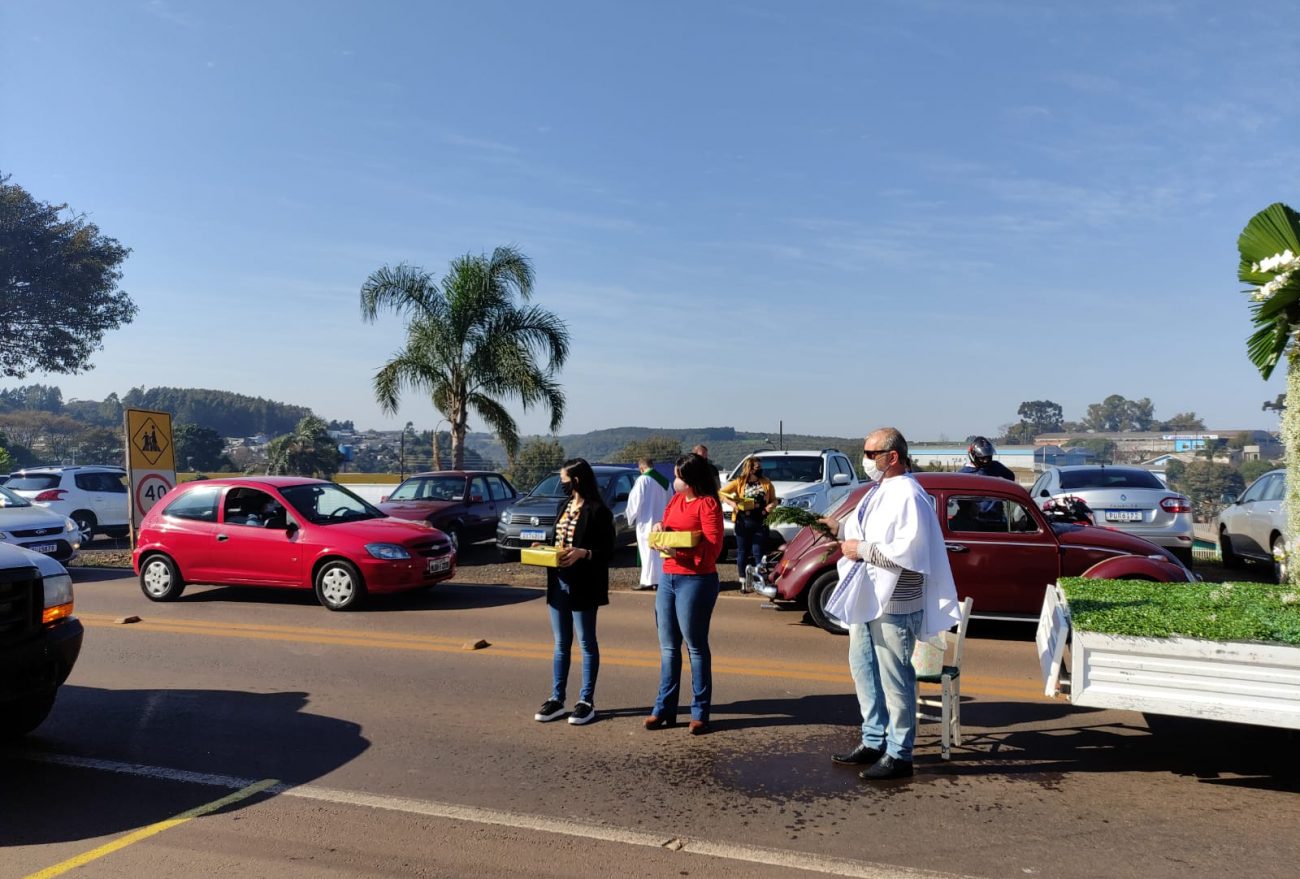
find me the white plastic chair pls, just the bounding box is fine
[915,596,974,760]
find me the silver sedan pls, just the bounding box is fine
[1029,465,1194,563]
[1217,468,1286,581]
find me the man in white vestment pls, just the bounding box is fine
[625,457,670,590]
[825,427,961,780]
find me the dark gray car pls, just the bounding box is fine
[496,465,638,557]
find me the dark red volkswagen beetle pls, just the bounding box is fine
[750,473,1194,633]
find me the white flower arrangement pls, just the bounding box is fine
[1249,249,1300,302]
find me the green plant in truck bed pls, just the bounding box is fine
[1061,577,1300,646]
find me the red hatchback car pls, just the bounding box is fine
[133,477,456,610]
[753,473,1194,633]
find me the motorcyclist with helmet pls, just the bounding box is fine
[960,436,1016,481]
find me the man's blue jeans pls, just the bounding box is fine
[848,610,923,760]
[549,605,599,705]
[653,572,720,722]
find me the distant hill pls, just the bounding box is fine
[468,426,862,470]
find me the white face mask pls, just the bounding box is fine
[673,477,688,494]
[863,456,882,482]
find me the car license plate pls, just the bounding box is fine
[1105,510,1144,523]
[29,543,58,554]
[426,557,451,574]
[520,529,547,541]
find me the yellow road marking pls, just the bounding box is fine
[78,614,1049,701]
[22,778,278,879]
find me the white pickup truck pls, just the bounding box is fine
[719,449,860,554]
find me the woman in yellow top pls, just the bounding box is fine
[719,458,778,584]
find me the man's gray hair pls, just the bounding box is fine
[875,427,909,461]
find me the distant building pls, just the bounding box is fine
[1033,430,1281,461]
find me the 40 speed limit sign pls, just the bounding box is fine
[134,471,175,515]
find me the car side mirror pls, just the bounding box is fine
[1221,493,1237,505]
[380,495,389,503]
[285,521,299,536]
[1039,490,1050,498]
[830,473,851,486]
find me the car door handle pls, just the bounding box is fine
[945,543,969,553]
[217,533,229,542]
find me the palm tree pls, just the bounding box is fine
[360,246,569,469]
[267,415,343,478]
[1237,202,1300,583]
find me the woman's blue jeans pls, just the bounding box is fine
[734,516,768,581]
[549,604,599,705]
[653,572,720,722]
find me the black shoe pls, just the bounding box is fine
[860,755,914,780]
[568,702,596,725]
[534,700,565,722]
[832,743,884,765]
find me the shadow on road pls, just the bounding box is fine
[174,580,543,612]
[922,701,1300,790]
[1,685,369,846]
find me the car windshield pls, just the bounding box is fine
[0,486,33,508]
[5,474,60,491]
[388,475,465,502]
[1059,468,1164,490]
[280,483,385,525]
[529,472,622,498]
[746,457,824,483]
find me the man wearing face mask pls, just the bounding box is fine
[824,428,962,781]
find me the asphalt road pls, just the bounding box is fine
[3,565,1298,879]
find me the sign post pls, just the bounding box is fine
[124,408,177,545]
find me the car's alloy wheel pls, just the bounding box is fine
[315,560,365,610]
[1272,535,1288,585]
[71,511,96,547]
[445,526,461,552]
[139,554,184,601]
[806,570,849,635]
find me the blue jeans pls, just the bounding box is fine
[653,572,720,722]
[549,605,599,705]
[734,517,767,581]
[848,610,923,760]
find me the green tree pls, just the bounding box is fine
[75,426,121,464]
[999,421,1037,444]
[1016,400,1064,434]
[0,176,136,377]
[1083,395,1155,432]
[267,415,343,478]
[1239,458,1277,486]
[1158,411,1205,431]
[510,438,565,492]
[360,246,569,469]
[174,423,233,471]
[1164,458,1186,487]
[0,440,11,473]
[1178,460,1246,521]
[611,435,682,463]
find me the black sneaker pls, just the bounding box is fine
[567,702,596,725]
[534,700,566,722]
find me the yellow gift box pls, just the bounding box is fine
[733,497,757,512]
[649,530,701,549]
[521,545,562,567]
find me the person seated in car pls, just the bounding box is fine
[947,499,987,533]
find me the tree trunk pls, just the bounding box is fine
[451,416,467,470]
[1285,352,1300,586]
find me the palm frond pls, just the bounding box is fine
[1238,203,1300,283]
[1238,203,1300,378]
[360,264,440,323]
[467,392,521,459]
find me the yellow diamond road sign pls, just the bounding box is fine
[131,417,170,466]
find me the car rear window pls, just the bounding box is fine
[5,474,61,491]
[1059,468,1164,490]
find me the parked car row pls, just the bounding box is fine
[5,465,130,546]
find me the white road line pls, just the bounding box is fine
[17,751,971,879]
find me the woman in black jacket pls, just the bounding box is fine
[534,458,616,726]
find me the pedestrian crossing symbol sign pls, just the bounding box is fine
[126,410,175,470]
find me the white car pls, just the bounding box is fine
[1217,468,1287,581]
[720,449,861,550]
[5,466,130,546]
[0,486,79,562]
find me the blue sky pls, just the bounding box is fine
[4,0,1299,441]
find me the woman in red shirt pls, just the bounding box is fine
[645,452,725,735]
